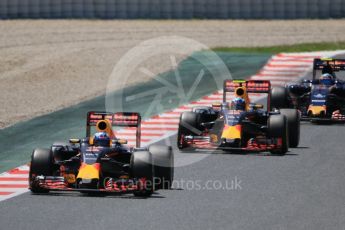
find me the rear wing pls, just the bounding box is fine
[313,58,345,79]
[223,79,271,110]
[223,79,271,94]
[86,111,141,147]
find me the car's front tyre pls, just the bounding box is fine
[268,115,289,155]
[131,151,154,197]
[29,148,54,193]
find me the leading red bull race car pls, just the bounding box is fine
[177,80,300,155]
[29,111,174,197]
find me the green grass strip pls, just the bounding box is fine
[213,42,345,54]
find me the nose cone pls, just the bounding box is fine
[77,163,100,181]
[308,105,326,116]
[221,124,242,139]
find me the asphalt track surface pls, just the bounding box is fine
[1,53,345,230]
[1,127,345,230]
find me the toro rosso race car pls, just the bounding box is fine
[29,111,174,197]
[177,80,300,155]
[271,58,345,123]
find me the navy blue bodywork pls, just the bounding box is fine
[278,58,345,121]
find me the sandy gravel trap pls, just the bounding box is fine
[1,20,345,128]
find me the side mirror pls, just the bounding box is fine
[212,102,222,107]
[212,102,222,111]
[254,104,264,109]
[249,103,263,110]
[69,139,81,144]
[201,122,214,129]
[113,139,128,145]
[302,79,312,83]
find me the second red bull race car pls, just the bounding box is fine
[29,111,174,197]
[177,80,300,155]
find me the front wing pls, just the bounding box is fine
[183,136,283,152]
[301,112,345,123]
[31,176,146,194]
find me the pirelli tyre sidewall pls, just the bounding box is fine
[279,109,300,148]
[29,148,54,193]
[130,151,154,197]
[268,115,289,155]
[149,145,174,190]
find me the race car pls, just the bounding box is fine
[271,58,345,122]
[29,111,174,197]
[177,80,300,155]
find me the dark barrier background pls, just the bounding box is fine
[0,0,345,19]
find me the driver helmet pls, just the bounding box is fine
[320,73,335,86]
[94,132,110,147]
[231,97,246,111]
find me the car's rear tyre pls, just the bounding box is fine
[192,106,218,123]
[29,148,54,193]
[131,151,154,197]
[177,112,200,150]
[192,106,212,113]
[149,145,174,190]
[51,142,78,161]
[279,109,300,148]
[268,115,288,155]
[270,86,289,109]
